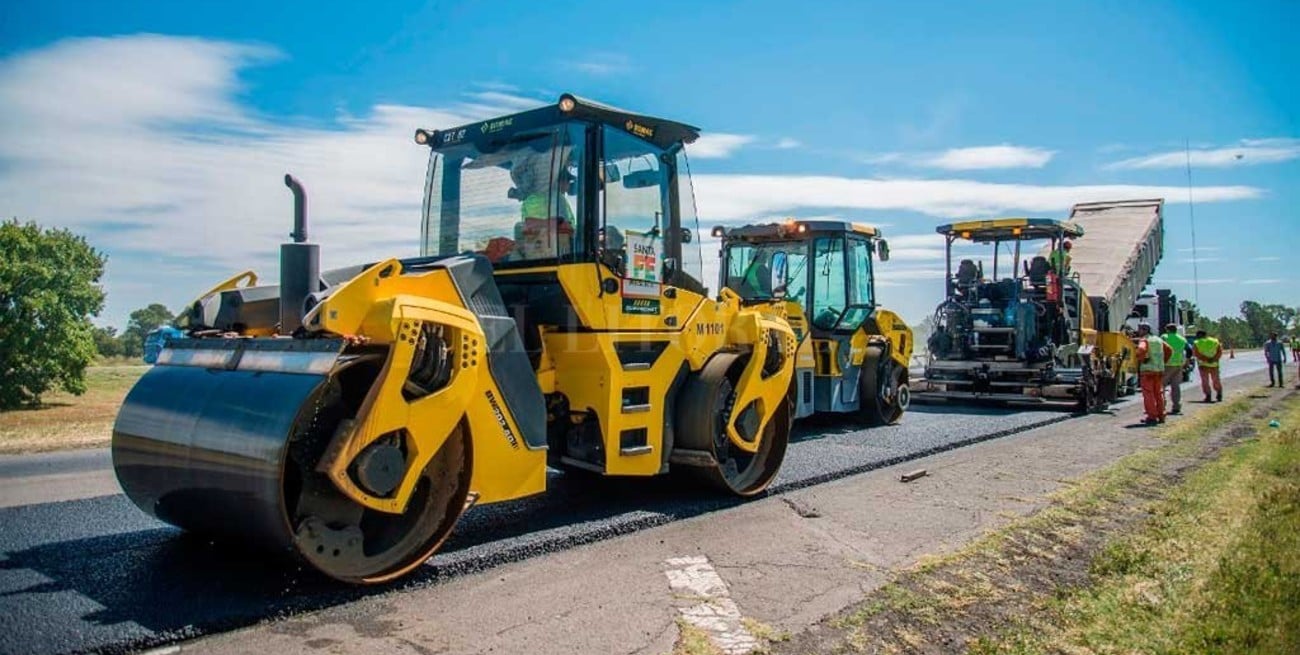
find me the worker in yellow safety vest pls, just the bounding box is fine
[1191,329,1223,403]
[1136,323,1172,424]
[1161,323,1189,414]
[1048,239,1073,275]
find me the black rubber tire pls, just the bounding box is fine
[861,347,908,426]
[675,354,791,497]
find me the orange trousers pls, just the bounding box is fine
[1199,366,1222,398]
[1140,372,1166,421]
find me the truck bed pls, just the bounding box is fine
[1063,199,1164,331]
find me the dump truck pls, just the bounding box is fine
[712,220,913,424]
[112,95,797,584]
[914,218,1128,409]
[1067,199,1167,392]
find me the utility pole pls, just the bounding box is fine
[1184,139,1200,306]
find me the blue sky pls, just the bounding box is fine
[1,0,1295,327]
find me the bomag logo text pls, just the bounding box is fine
[484,389,520,450]
[625,120,655,139]
[480,117,514,134]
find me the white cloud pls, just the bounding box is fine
[688,174,1259,221]
[689,133,756,159]
[0,35,550,324]
[861,145,1055,170]
[920,145,1056,170]
[1107,138,1300,170]
[1241,279,1282,285]
[563,52,633,76]
[774,137,801,149]
[1176,246,1221,253]
[1252,256,1280,262]
[1179,257,1221,264]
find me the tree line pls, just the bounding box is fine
[1191,300,1298,349]
[90,303,174,359]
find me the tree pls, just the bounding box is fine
[0,220,106,409]
[118,303,175,358]
[1240,301,1294,345]
[91,325,123,358]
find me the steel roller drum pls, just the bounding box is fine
[112,364,327,551]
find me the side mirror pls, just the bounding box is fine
[877,239,890,262]
[621,169,660,189]
[603,164,621,183]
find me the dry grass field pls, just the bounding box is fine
[0,366,147,454]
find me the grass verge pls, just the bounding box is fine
[777,389,1299,654]
[0,365,147,454]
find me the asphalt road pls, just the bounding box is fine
[0,356,1267,655]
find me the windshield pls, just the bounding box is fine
[724,240,808,302]
[421,124,585,264]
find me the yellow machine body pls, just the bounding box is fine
[111,95,797,585]
[715,219,913,425]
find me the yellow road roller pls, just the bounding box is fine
[713,220,913,424]
[112,95,797,584]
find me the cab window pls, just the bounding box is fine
[600,127,669,286]
[810,236,846,329]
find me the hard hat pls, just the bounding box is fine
[1137,322,1152,333]
[1164,323,1177,333]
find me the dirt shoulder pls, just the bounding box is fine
[0,365,145,454]
[777,382,1298,655]
[185,372,1279,655]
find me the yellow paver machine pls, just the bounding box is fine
[713,220,913,424]
[112,95,797,584]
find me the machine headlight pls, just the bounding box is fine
[414,129,431,145]
[558,94,577,113]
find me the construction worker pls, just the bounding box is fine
[1291,335,1300,363]
[1161,323,1190,414]
[1192,329,1223,402]
[1048,239,1073,275]
[1264,332,1287,387]
[1135,322,1172,425]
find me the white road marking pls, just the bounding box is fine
[664,555,759,655]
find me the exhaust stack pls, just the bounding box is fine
[280,174,319,335]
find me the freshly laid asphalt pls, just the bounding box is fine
[0,356,1267,655]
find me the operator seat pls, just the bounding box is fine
[955,259,979,297]
[1027,256,1050,287]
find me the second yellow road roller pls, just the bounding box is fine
[112,95,797,584]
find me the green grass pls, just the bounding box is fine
[0,365,147,453]
[958,396,1300,654]
[1034,398,1300,654]
[785,393,1297,654]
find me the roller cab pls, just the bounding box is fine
[113,95,796,585]
[714,220,912,425]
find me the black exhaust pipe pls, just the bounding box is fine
[280,174,319,335]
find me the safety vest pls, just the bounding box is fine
[1140,335,1166,373]
[1048,250,1070,273]
[520,193,574,221]
[1194,337,1221,368]
[1162,332,1187,366]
